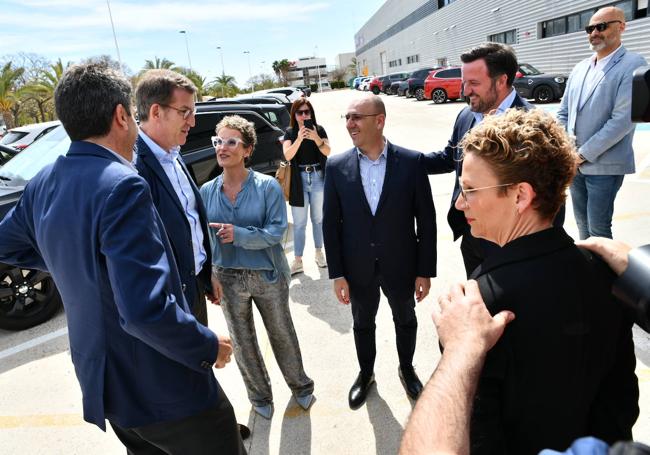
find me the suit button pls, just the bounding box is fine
[182,284,187,292]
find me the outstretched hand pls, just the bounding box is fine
[576,237,631,276]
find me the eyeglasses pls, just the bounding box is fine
[160,104,196,120]
[296,109,311,116]
[211,136,248,148]
[458,181,516,202]
[585,20,622,34]
[343,113,381,122]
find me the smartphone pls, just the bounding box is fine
[304,119,314,129]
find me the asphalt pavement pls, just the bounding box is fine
[1,89,650,454]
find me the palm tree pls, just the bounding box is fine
[208,74,238,98]
[174,67,207,99]
[143,57,177,71]
[0,62,25,129]
[271,59,292,85]
[21,58,68,122]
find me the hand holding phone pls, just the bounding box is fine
[304,119,314,129]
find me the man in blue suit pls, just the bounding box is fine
[323,94,436,409]
[423,43,533,276]
[557,6,647,240]
[0,64,245,454]
[134,70,216,326]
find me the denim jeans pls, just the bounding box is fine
[570,172,624,240]
[214,267,314,407]
[291,170,324,257]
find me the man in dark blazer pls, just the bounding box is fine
[0,64,244,454]
[423,43,533,276]
[134,69,216,326]
[323,94,437,409]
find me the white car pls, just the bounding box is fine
[258,87,304,102]
[0,120,60,151]
[358,77,372,91]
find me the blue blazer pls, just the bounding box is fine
[0,141,219,430]
[423,94,532,240]
[557,45,647,175]
[323,142,436,298]
[134,136,213,307]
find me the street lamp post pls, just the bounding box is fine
[105,0,123,74]
[178,30,193,73]
[243,51,253,93]
[314,45,323,93]
[216,46,225,98]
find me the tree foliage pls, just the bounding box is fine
[271,59,293,85]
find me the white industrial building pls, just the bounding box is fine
[354,0,650,76]
[286,57,328,87]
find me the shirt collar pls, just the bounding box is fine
[96,144,136,170]
[357,138,388,161]
[590,44,621,68]
[139,130,180,164]
[472,88,517,124]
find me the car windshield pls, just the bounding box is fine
[0,125,70,188]
[519,63,542,76]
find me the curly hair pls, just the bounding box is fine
[215,114,257,152]
[460,108,577,220]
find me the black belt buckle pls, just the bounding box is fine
[305,165,314,173]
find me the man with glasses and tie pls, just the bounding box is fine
[557,6,646,240]
[323,94,436,410]
[422,42,533,277]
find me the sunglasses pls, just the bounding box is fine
[211,136,248,148]
[585,20,622,34]
[160,104,196,120]
[296,109,311,116]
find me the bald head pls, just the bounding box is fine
[588,6,626,57]
[350,94,386,117]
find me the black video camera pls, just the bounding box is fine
[632,66,650,123]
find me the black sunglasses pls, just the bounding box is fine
[585,20,622,34]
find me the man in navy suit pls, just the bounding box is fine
[423,43,532,276]
[0,64,245,454]
[323,94,436,409]
[134,70,216,326]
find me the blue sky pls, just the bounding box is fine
[1,0,382,87]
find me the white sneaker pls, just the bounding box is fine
[290,258,304,275]
[315,249,327,268]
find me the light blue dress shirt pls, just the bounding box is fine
[578,45,621,108]
[199,171,290,284]
[472,88,518,124]
[357,139,388,215]
[139,131,206,273]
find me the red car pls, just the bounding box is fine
[368,77,382,94]
[423,67,463,104]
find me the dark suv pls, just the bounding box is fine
[406,67,438,100]
[513,63,567,103]
[0,106,285,330]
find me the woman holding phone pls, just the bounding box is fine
[200,115,314,420]
[283,98,331,275]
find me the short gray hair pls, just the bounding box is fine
[136,69,196,122]
[54,63,132,141]
[215,115,257,153]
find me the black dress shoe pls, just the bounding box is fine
[348,372,375,410]
[238,424,251,440]
[399,366,423,400]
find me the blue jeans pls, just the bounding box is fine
[291,170,324,257]
[570,172,624,240]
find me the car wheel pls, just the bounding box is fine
[533,85,553,103]
[371,87,379,95]
[0,265,63,330]
[431,88,447,104]
[415,88,425,101]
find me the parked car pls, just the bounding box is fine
[359,77,372,91]
[377,72,409,94]
[198,100,290,130]
[352,76,364,89]
[260,87,304,102]
[0,120,60,151]
[238,92,292,110]
[368,76,381,93]
[1,144,19,165]
[387,73,410,95]
[0,106,285,331]
[406,67,438,100]
[397,77,410,97]
[295,85,312,97]
[423,67,463,104]
[513,63,567,103]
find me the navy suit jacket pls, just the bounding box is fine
[134,135,212,308]
[0,141,219,430]
[323,142,436,298]
[423,93,532,240]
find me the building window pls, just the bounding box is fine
[541,0,636,39]
[406,54,420,64]
[438,0,456,7]
[488,29,517,44]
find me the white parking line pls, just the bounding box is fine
[0,326,68,361]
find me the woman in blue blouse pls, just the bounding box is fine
[200,115,314,420]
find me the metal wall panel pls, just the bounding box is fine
[356,0,650,77]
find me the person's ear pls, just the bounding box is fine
[114,104,130,131]
[514,182,536,214]
[150,104,161,120]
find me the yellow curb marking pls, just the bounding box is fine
[0,414,84,429]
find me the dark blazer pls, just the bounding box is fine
[423,93,532,240]
[323,142,436,298]
[134,135,212,308]
[0,141,219,430]
[469,227,638,454]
